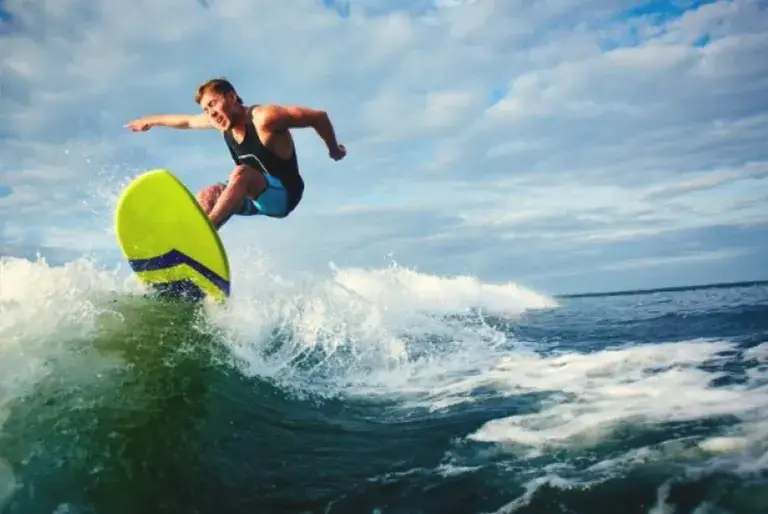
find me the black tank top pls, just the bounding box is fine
[223,106,304,210]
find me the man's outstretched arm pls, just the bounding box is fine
[124,113,212,132]
[259,105,346,160]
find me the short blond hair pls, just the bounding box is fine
[194,77,243,105]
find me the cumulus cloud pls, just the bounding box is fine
[1,0,767,294]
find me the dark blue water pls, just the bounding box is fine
[1,258,766,514]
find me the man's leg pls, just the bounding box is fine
[196,183,225,215]
[205,165,267,229]
[196,183,241,228]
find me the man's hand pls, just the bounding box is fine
[124,118,154,132]
[329,143,347,161]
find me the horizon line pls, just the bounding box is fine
[556,278,768,299]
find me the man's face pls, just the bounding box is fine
[200,90,238,131]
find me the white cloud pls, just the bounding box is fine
[1,0,767,294]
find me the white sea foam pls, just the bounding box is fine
[204,246,555,396]
[466,339,768,452]
[0,256,130,406]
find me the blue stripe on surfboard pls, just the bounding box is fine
[127,249,230,296]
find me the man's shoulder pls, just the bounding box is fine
[250,104,290,131]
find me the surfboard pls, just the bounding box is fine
[114,168,231,302]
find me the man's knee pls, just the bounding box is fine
[229,164,266,196]
[196,183,224,201]
[228,164,253,183]
[196,183,225,212]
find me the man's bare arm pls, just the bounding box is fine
[259,105,342,152]
[124,113,212,131]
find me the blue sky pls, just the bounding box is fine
[1,0,767,295]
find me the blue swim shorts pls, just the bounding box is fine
[224,173,291,218]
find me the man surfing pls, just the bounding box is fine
[124,77,346,229]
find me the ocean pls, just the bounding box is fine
[0,255,766,514]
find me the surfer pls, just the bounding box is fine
[123,77,346,229]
